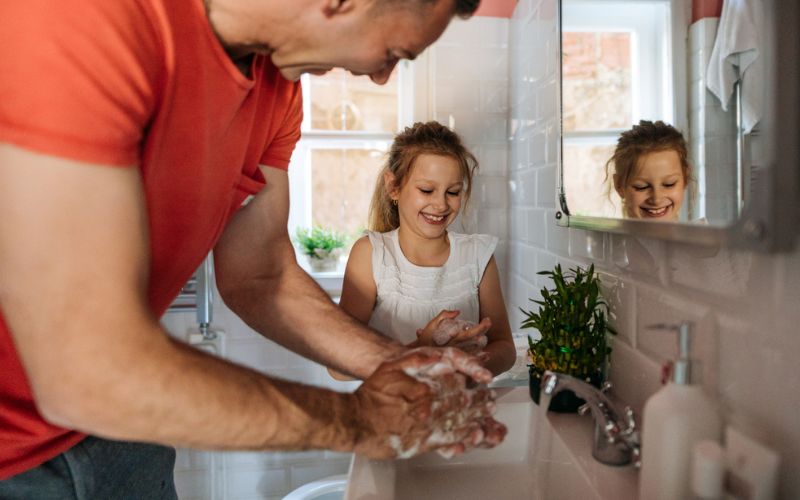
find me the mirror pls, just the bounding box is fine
[555,0,799,251]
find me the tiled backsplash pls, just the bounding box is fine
[509,1,800,499]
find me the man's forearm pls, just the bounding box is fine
[37,321,360,452]
[220,261,403,379]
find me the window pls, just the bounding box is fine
[287,65,415,275]
[562,0,673,217]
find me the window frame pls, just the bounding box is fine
[287,61,418,281]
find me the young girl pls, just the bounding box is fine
[338,121,515,377]
[607,120,694,222]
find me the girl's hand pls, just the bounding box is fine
[414,311,492,355]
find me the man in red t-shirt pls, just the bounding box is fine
[0,0,505,496]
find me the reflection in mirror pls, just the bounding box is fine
[560,0,745,226]
[609,121,692,222]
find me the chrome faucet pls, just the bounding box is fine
[540,371,641,467]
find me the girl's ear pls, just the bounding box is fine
[384,171,399,200]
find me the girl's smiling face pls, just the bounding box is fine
[389,153,464,239]
[618,149,686,221]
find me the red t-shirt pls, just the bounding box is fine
[0,0,303,479]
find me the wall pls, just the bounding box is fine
[160,15,511,500]
[508,1,800,498]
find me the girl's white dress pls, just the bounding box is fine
[366,228,498,344]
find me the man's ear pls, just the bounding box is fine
[321,0,357,17]
[384,171,398,200]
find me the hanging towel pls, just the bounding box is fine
[706,0,764,133]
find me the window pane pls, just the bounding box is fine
[308,69,399,132]
[310,148,386,236]
[562,32,632,132]
[563,143,621,218]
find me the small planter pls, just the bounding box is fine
[307,256,339,273]
[528,367,602,414]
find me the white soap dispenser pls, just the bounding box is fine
[638,322,722,500]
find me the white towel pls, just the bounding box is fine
[706,0,764,133]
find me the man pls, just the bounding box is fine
[0,0,504,497]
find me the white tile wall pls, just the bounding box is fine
[509,1,800,498]
[688,18,741,223]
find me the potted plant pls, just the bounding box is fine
[293,226,348,273]
[520,263,615,413]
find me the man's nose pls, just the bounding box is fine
[369,59,399,85]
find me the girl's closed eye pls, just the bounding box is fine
[663,182,677,188]
[419,188,433,194]
[447,190,461,196]
[633,184,649,192]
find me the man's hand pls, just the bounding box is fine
[350,347,507,459]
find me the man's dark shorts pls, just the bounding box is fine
[0,436,177,499]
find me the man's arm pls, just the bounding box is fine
[214,167,402,379]
[0,144,443,455]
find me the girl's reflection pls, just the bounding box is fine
[607,120,694,222]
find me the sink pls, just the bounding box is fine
[345,386,635,500]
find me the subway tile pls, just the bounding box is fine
[480,82,509,114]
[477,209,508,236]
[597,272,636,348]
[226,467,288,499]
[475,175,510,208]
[435,82,480,112]
[609,235,668,286]
[528,127,547,167]
[545,210,569,254]
[224,451,324,469]
[634,286,718,393]
[527,209,548,246]
[667,244,774,307]
[568,228,606,262]
[226,338,292,372]
[476,144,509,176]
[536,165,557,209]
[174,468,212,500]
[607,337,662,418]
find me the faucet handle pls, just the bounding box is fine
[623,406,637,431]
[600,381,613,394]
[578,403,591,416]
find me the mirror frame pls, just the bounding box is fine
[555,0,799,252]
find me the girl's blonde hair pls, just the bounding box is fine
[368,121,478,232]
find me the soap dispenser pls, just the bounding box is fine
[638,322,722,500]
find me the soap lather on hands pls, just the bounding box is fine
[351,346,506,460]
[415,310,491,359]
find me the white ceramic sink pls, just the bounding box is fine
[345,386,637,500]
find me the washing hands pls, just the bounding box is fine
[414,310,491,360]
[351,347,507,460]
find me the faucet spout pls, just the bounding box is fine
[540,371,641,467]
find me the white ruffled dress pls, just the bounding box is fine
[366,229,498,344]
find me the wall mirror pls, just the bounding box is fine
[556,0,799,251]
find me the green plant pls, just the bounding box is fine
[520,263,615,382]
[293,226,348,260]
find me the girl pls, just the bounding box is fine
[608,120,694,222]
[338,121,515,377]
